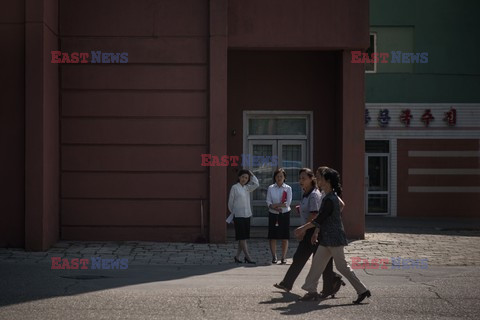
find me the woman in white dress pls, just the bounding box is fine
[228,169,259,264]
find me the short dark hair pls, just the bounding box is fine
[237,169,251,184]
[273,168,287,183]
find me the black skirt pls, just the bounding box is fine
[234,217,251,240]
[268,211,290,240]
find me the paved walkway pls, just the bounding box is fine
[1,229,479,266]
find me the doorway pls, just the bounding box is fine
[365,140,390,215]
[244,112,312,226]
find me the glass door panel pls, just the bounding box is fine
[248,140,307,226]
[249,141,277,225]
[366,154,389,215]
[278,141,306,202]
[278,140,306,226]
[368,156,388,191]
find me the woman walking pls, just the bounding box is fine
[266,168,292,264]
[297,167,371,304]
[273,168,344,297]
[228,169,259,264]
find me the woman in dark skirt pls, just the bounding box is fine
[228,169,259,264]
[266,168,292,264]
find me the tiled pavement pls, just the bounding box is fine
[1,229,479,266]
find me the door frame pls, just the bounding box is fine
[365,152,390,216]
[243,111,313,226]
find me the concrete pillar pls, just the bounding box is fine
[208,0,228,243]
[25,0,59,250]
[341,49,366,239]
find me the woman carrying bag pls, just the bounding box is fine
[228,169,259,264]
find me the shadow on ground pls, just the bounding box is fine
[0,262,265,308]
[260,291,361,315]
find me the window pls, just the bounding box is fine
[248,118,307,136]
[365,33,377,73]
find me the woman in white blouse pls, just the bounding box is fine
[228,169,259,264]
[266,168,292,264]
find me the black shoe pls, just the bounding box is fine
[272,256,277,264]
[320,278,345,299]
[244,257,256,264]
[280,258,287,264]
[299,292,319,301]
[273,283,291,292]
[234,256,243,264]
[318,291,335,299]
[353,290,371,304]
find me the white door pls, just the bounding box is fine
[278,140,306,226]
[249,140,306,226]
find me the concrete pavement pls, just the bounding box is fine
[0,262,479,319]
[1,217,480,319]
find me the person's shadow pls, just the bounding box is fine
[259,291,301,304]
[260,291,361,315]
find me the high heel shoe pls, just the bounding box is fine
[280,258,286,265]
[244,257,256,264]
[272,256,277,264]
[234,256,243,264]
[319,278,346,299]
[353,290,371,304]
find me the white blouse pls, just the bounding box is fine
[228,175,259,218]
[266,183,292,214]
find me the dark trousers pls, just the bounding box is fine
[280,228,341,291]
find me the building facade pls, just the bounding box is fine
[364,0,480,218]
[0,0,369,250]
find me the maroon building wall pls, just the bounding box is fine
[1,0,368,248]
[398,139,480,218]
[228,0,369,49]
[0,1,25,247]
[227,50,341,182]
[59,0,210,242]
